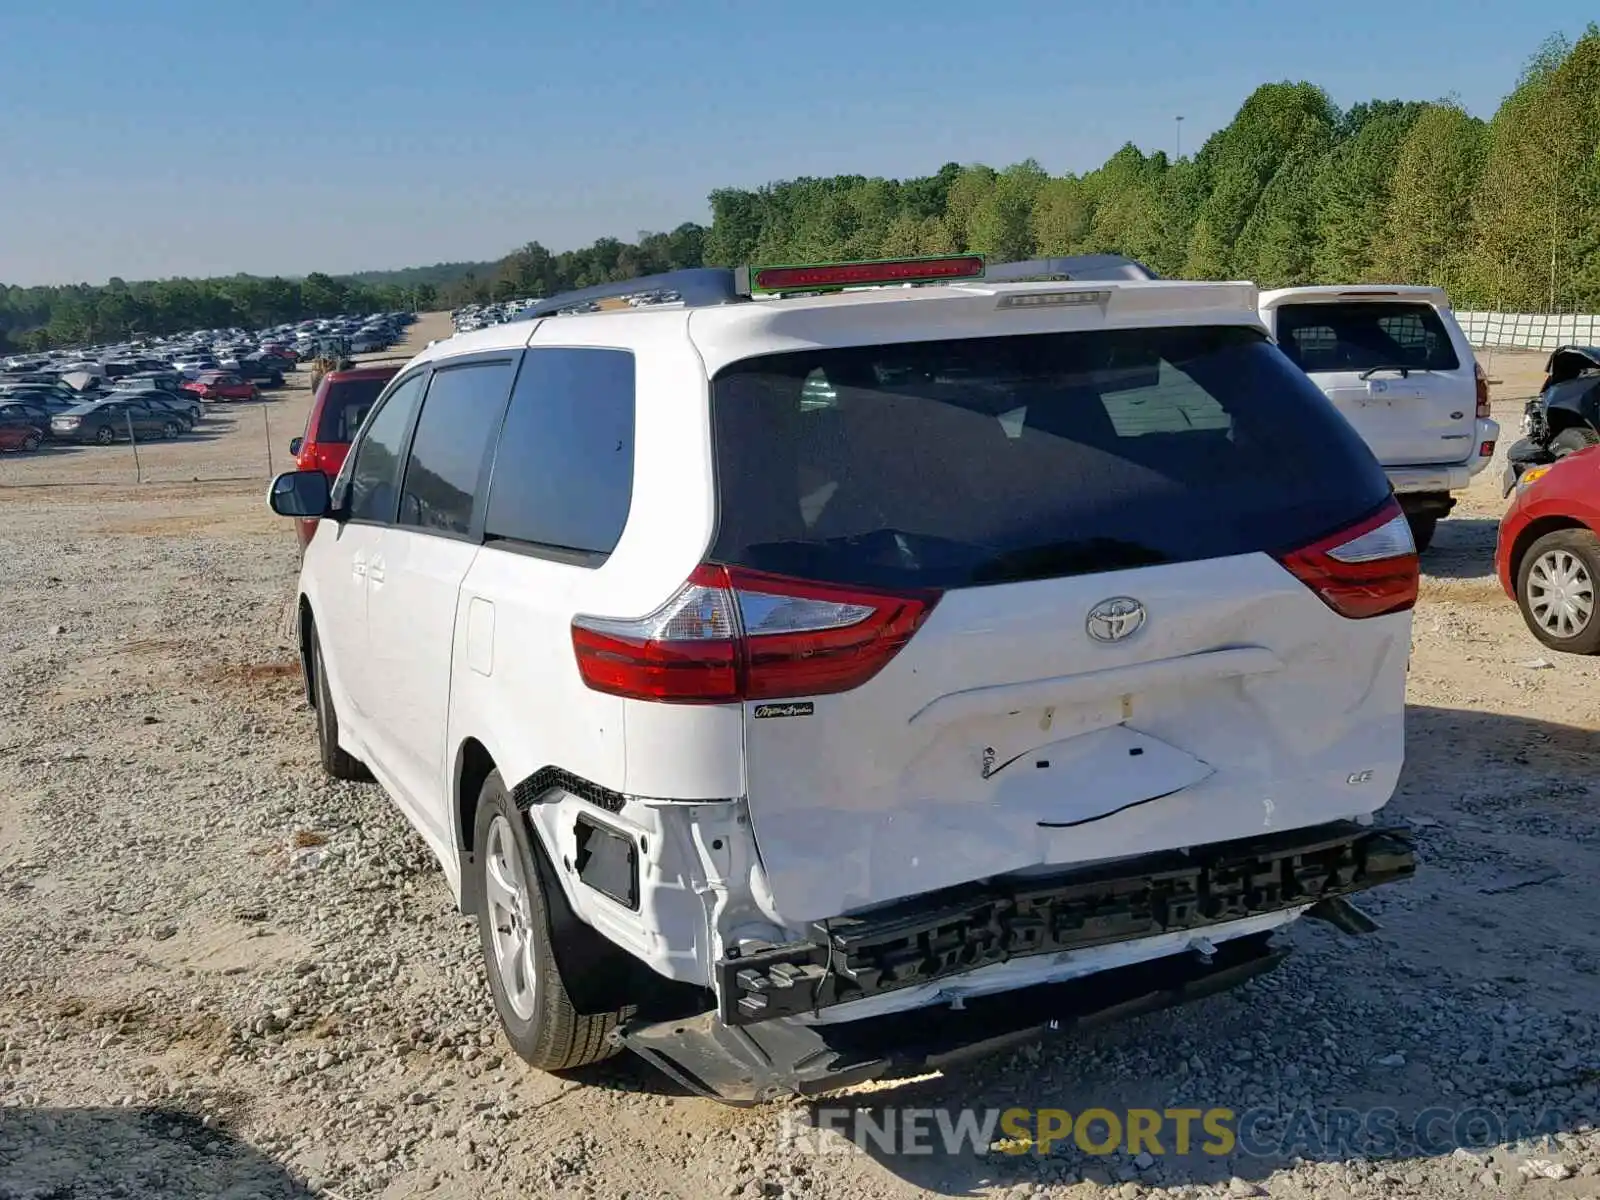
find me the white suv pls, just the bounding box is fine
[1258,285,1499,552]
[269,255,1418,1103]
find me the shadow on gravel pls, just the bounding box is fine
[1421,516,1502,580]
[756,705,1597,1195]
[0,1107,313,1199]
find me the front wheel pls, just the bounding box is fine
[474,772,629,1071]
[21,432,41,452]
[162,421,180,439]
[1517,528,1600,655]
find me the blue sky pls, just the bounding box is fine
[0,0,1590,286]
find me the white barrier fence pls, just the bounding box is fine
[1458,311,1600,351]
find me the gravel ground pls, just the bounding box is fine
[2,332,1599,1199]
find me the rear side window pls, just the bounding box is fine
[709,326,1391,591]
[1275,302,1460,373]
[316,376,392,442]
[483,348,636,559]
[397,359,517,537]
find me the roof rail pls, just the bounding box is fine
[982,254,1159,282]
[516,268,742,320]
[514,254,1159,321]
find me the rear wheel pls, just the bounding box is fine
[310,627,371,780]
[1405,513,1438,554]
[1517,528,1600,655]
[474,772,629,1071]
[94,425,114,445]
[21,432,41,452]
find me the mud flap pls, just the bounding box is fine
[620,933,1289,1106]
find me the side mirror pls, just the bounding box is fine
[288,436,303,457]
[269,469,331,518]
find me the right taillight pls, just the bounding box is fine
[1276,498,1419,620]
[1474,361,1492,418]
[571,565,939,703]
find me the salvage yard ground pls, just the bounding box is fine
[1,317,1599,1200]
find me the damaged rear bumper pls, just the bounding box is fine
[618,820,1414,1104]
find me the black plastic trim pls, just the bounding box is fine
[511,766,627,815]
[624,931,1287,1105]
[715,820,1413,1026]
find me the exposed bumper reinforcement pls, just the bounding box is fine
[622,932,1291,1105]
[712,820,1412,1028]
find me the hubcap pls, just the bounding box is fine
[1528,549,1595,639]
[484,815,538,1020]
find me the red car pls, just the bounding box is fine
[1496,445,1600,654]
[288,364,400,546]
[183,372,260,402]
[0,417,44,452]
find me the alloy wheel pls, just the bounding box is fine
[483,815,538,1021]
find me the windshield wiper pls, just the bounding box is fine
[1358,364,1414,380]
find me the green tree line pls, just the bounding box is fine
[5,27,1598,355]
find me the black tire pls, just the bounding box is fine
[162,421,180,439]
[21,432,41,452]
[1516,528,1600,655]
[1405,513,1438,554]
[473,771,629,1071]
[310,627,371,780]
[1550,426,1600,459]
[94,425,115,445]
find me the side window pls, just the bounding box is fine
[397,359,517,537]
[483,348,636,559]
[344,372,427,524]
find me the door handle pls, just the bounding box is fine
[352,560,367,580]
[368,558,386,585]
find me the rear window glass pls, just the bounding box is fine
[316,376,392,442]
[1275,302,1460,373]
[709,326,1391,591]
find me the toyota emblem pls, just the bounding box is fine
[1086,597,1146,642]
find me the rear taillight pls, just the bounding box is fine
[571,565,938,703]
[1474,362,1492,419]
[1276,499,1418,620]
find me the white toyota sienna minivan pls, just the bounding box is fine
[269,254,1418,1103]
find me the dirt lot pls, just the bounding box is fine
[2,325,1599,1200]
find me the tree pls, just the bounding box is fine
[1313,102,1428,281]
[1182,82,1339,277]
[966,161,1046,261]
[1030,176,1094,254]
[1466,29,1600,309]
[1370,104,1488,296]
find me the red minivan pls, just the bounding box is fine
[290,365,400,546]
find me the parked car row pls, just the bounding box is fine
[450,299,537,335]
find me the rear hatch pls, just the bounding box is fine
[1263,291,1476,466]
[301,372,394,476]
[707,323,1414,923]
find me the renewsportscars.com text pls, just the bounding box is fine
[778,1106,1562,1159]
